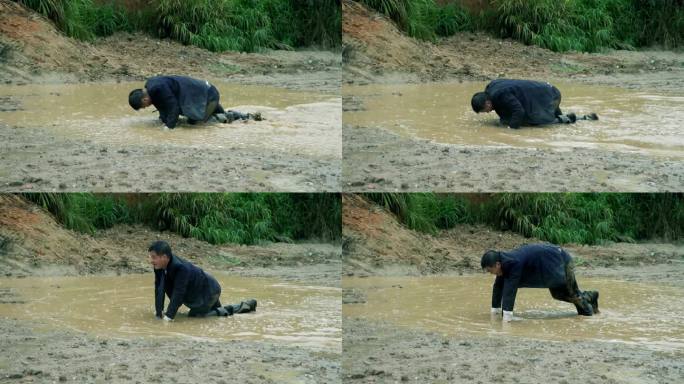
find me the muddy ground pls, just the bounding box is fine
[341,194,684,383]
[0,0,341,192]
[0,195,341,383]
[341,0,684,192]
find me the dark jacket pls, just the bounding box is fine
[145,75,213,128]
[154,254,221,319]
[491,243,571,311]
[485,79,561,129]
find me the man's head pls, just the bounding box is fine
[148,240,172,270]
[471,92,493,113]
[129,88,152,110]
[481,250,503,276]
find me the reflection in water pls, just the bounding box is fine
[0,81,340,158]
[343,275,684,351]
[343,81,684,158]
[0,274,341,352]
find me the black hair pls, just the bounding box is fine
[129,88,144,110]
[480,250,501,269]
[471,92,489,113]
[148,240,172,258]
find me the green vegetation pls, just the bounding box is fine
[359,0,684,52]
[18,0,341,52]
[22,193,341,245]
[366,193,684,244]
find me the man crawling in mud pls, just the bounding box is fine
[482,243,599,322]
[148,240,257,321]
[128,75,262,129]
[471,79,598,129]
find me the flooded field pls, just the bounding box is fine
[0,81,340,158]
[343,274,684,351]
[343,81,684,158]
[0,273,341,352]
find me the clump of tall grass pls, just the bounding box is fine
[19,0,132,41]
[360,0,473,41]
[19,0,341,52]
[20,193,341,245]
[360,0,683,52]
[365,193,683,244]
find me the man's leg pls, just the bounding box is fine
[203,85,221,123]
[563,261,594,316]
[188,294,222,317]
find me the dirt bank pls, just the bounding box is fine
[0,194,341,284]
[342,194,684,276]
[0,1,341,93]
[342,0,684,91]
[342,0,684,192]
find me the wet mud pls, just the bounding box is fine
[344,82,684,158]
[343,275,684,351]
[0,274,341,351]
[0,81,341,191]
[342,268,684,384]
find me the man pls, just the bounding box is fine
[481,243,598,322]
[471,79,598,129]
[128,75,261,129]
[149,240,257,321]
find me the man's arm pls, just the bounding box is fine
[154,270,164,318]
[498,92,525,129]
[148,83,180,129]
[491,276,504,309]
[165,266,190,319]
[501,263,522,312]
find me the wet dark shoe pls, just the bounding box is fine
[572,296,594,316]
[235,301,252,314]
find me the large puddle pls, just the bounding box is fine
[0,273,341,352]
[0,81,340,158]
[343,81,684,158]
[343,275,684,351]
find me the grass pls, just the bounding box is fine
[19,0,341,52]
[21,193,341,245]
[365,193,684,245]
[360,0,684,52]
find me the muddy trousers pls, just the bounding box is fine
[186,85,229,125]
[187,293,223,317]
[188,297,257,317]
[548,261,594,315]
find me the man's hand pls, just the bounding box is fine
[502,310,522,322]
[163,315,173,322]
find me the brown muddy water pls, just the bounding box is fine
[343,275,684,351]
[0,273,341,352]
[0,81,341,158]
[343,81,684,158]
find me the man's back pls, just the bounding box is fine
[501,243,570,288]
[485,79,561,128]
